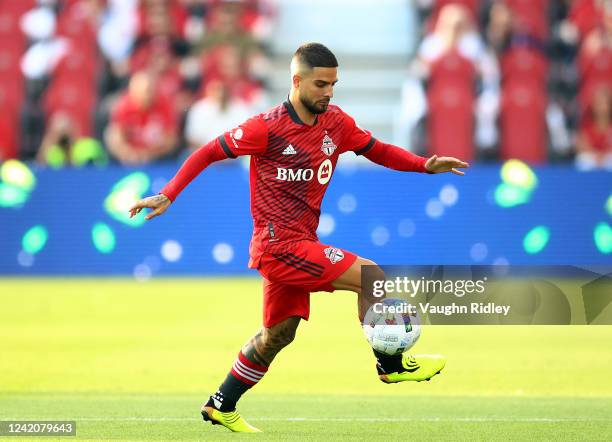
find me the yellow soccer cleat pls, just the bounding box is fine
[379,354,446,383]
[201,406,262,433]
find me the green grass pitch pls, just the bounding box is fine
[1,278,611,441]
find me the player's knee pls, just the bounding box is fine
[358,258,385,283]
[261,328,295,352]
[261,318,299,352]
[358,258,386,300]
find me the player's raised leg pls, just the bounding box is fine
[332,257,446,383]
[201,316,300,432]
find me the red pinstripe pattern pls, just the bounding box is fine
[248,103,359,241]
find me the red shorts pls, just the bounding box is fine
[254,240,357,328]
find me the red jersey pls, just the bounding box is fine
[580,121,612,153]
[215,100,374,263]
[111,94,176,151]
[160,99,428,269]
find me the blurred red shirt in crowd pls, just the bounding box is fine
[106,71,178,165]
[200,44,263,104]
[137,0,188,39]
[577,86,612,168]
[569,0,609,39]
[130,37,184,104]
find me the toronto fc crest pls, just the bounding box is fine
[324,247,344,264]
[321,135,337,156]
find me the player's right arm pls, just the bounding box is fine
[129,117,268,220]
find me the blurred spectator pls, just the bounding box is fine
[131,36,187,108]
[200,0,276,41]
[192,1,270,100]
[194,1,259,54]
[98,0,190,116]
[500,0,550,42]
[576,86,612,169]
[577,2,612,105]
[5,0,275,163]
[19,0,103,159]
[402,3,499,158]
[105,71,178,165]
[549,0,581,156]
[36,112,107,168]
[97,0,139,101]
[485,0,575,161]
[418,3,487,66]
[486,1,514,54]
[200,44,267,108]
[20,4,69,82]
[137,0,189,40]
[98,0,139,67]
[185,80,252,150]
[564,0,611,43]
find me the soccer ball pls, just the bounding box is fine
[362,298,421,355]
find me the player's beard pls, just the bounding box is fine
[301,96,330,114]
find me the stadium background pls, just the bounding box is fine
[0,0,610,274]
[1,0,611,440]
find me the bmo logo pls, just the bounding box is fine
[317,159,332,184]
[276,168,314,181]
[275,159,333,185]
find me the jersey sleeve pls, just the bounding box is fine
[340,111,376,155]
[218,116,268,158]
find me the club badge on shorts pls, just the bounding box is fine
[324,247,344,264]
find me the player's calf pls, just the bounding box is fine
[202,316,300,431]
[242,316,300,365]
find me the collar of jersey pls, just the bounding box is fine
[283,98,319,127]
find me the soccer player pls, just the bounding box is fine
[129,43,469,433]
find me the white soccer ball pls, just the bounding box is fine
[362,298,421,356]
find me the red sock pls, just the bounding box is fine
[231,351,269,386]
[207,351,269,411]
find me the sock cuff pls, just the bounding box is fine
[238,351,269,372]
[231,352,268,386]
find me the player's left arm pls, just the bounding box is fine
[341,112,469,175]
[362,140,470,175]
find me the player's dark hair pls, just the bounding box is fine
[293,43,338,69]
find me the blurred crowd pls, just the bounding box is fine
[399,0,612,169]
[0,0,274,166]
[0,0,610,169]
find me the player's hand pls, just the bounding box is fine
[129,194,171,220]
[425,155,470,175]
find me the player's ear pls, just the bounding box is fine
[292,74,301,89]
